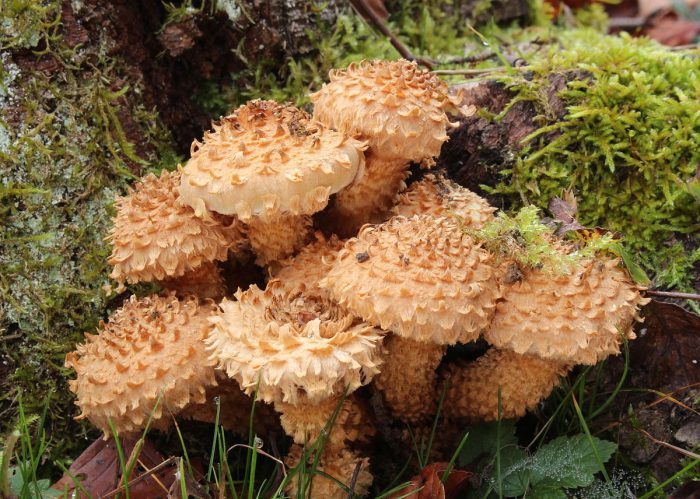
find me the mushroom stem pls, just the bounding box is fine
[373,335,446,424]
[440,349,571,422]
[323,155,407,236]
[276,395,373,451]
[247,213,313,265]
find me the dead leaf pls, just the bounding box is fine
[389,462,471,499]
[644,10,700,46]
[52,437,177,499]
[632,300,700,391]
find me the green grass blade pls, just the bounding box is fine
[571,395,611,483]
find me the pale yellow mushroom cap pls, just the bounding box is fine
[206,281,385,406]
[485,258,650,365]
[441,349,571,422]
[319,215,500,344]
[311,59,459,163]
[179,100,367,222]
[65,293,218,436]
[392,173,496,228]
[107,170,242,286]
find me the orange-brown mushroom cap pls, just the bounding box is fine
[320,215,500,345]
[107,170,242,287]
[392,173,495,228]
[65,293,218,436]
[270,232,344,293]
[206,281,385,406]
[485,258,649,365]
[179,100,366,222]
[311,59,458,164]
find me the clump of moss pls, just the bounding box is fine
[491,30,700,290]
[0,0,178,466]
[468,205,616,274]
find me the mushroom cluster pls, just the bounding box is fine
[65,59,650,498]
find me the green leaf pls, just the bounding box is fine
[458,421,517,467]
[530,484,567,499]
[530,435,617,489]
[499,446,532,497]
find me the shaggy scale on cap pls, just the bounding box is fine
[311,59,458,164]
[485,258,649,365]
[206,281,385,406]
[392,173,495,228]
[180,100,365,264]
[107,170,241,288]
[320,215,499,344]
[285,446,373,499]
[441,349,570,422]
[65,293,218,436]
[180,100,366,221]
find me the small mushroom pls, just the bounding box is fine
[485,257,650,365]
[206,281,385,444]
[285,445,373,499]
[179,100,367,265]
[440,349,571,422]
[392,173,496,228]
[311,60,459,232]
[107,169,242,290]
[320,215,500,423]
[65,293,218,437]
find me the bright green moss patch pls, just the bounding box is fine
[491,30,700,290]
[0,0,178,466]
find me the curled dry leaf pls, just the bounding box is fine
[51,437,176,499]
[389,462,472,499]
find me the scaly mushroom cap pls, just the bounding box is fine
[311,59,458,163]
[392,173,496,228]
[107,170,241,286]
[271,232,344,292]
[160,260,226,300]
[320,215,500,344]
[285,446,373,499]
[180,100,367,221]
[441,349,571,422]
[206,282,385,406]
[485,258,649,365]
[65,293,218,436]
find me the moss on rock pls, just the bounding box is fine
[0,0,178,465]
[490,30,700,291]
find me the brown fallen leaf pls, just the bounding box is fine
[389,462,472,499]
[644,9,700,46]
[52,437,177,499]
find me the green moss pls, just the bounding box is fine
[467,205,617,274]
[0,0,178,467]
[490,30,700,290]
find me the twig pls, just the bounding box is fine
[608,16,646,29]
[350,0,436,69]
[635,427,700,461]
[646,290,700,301]
[431,67,508,76]
[102,456,178,498]
[443,51,498,64]
[346,462,362,499]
